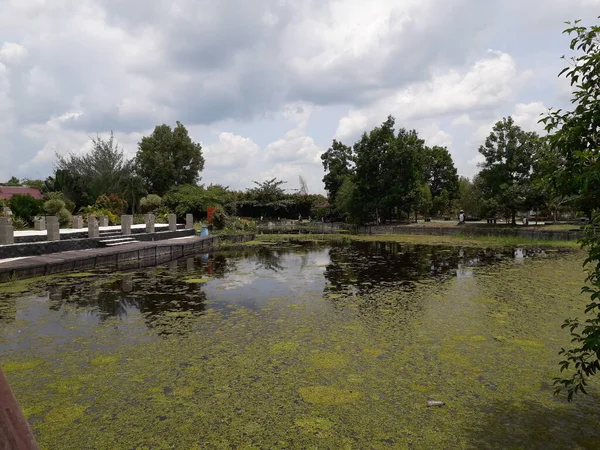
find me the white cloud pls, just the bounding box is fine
[335,50,519,141]
[0,0,598,186]
[204,132,260,170]
[512,102,548,134]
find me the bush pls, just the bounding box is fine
[57,208,73,227]
[95,194,127,216]
[139,194,163,213]
[211,205,228,230]
[44,199,66,215]
[9,194,42,224]
[10,216,27,230]
[79,206,119,225]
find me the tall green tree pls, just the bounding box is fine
[542,19,600,400]
[422,146,459,217]
[55,132,132,207]
[136,121,205,196]
[477,116,542,224]
[352,116,424,223]
[321,140,353,204]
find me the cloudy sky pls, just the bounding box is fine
[0,0,595,194]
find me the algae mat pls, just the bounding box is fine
[0,243,598,449]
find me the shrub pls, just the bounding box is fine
[79,206,118,225]
[57,208,73,227]
[9,194,42,224]
[139,194,163,213]
[95,194,128,216]
[44,199,66,215]
[211,205,228,230]
[10,216,27,230]
[43,191,64,201]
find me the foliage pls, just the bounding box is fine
[139,194,163,214]
[44,198,72,226]
[136,121,205,196]
[457,176,483,219]
[94,194,128,216]
[540,22,600,219]
[79,206,118,225]
[416,184,433,218]
[477,116,542,224]
[321,140,353,204]
[54,133,134,208]
[20,178,46,191]
[9,216,27,230]
[547,19,600,400]
[8,194,43,225]
[163,184,235,218]
[422,145,459,206]
[44,199,66,216]
[335,177,359,223]
[4,176,21,186]
[211,205,228,230]
[353,117,424,223]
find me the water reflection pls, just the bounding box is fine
[0,242,549,335]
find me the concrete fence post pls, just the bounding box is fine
[121,215,132,235]
[88,216,99,238]
[145,214,155,234]
[168,214,177,232]
[46,216,60,241]
[72,216,83,229]
[34,217,46,231]
[99,215,109,227]
[185,214,194,230]
[0,217,14,245]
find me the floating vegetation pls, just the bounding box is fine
[0,241,598,448]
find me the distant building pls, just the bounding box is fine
[0,186,42,200]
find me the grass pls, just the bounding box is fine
[254,233,580,249]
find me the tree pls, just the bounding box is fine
[352,117,423,223]
[246,178,291,216]
[55,132,133,207]
[4,176,20,186]
[321,140,353,204]
[422,146,459,199]
[457,176,483,219]
[136,121,205,196]
[477,116,542,224]
[421,146,459,217]
[542,18,600,400]
[20,178,45,191]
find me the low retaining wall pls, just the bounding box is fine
[0,234,257,283]
[0,229,195,259]
[356,225,583,241]
[13,224,184,244]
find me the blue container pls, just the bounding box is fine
[200,225,209,237]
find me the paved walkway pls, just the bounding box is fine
[0,235,216,283]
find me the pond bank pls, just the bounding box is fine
[252,233,580,249]
[357,224,583,241]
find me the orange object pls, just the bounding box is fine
[207,207,216,224]
[0,368,39,449]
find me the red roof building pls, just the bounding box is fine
[0,186,42,200]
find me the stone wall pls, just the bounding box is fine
[0,229,195,259]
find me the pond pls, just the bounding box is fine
[1,240,599,449]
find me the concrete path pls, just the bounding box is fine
[0,235,216,283]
